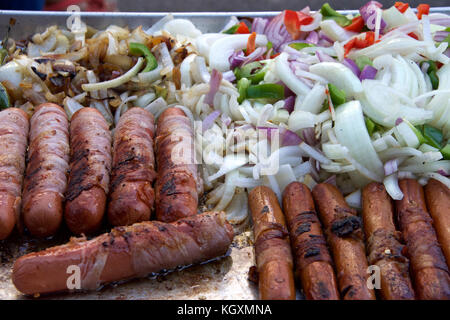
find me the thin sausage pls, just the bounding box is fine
[155,107,202,222]
[248,186,296,300]
[312,183,376,300]
[108,107,156,226]
[424,179,450,268]
[12,211,233,295]
[282,182,340,300]
[64,108,112,235]
[22,103,69,237]
[0,108,29,240]
[396,179,450,299]
[362,182,415,300]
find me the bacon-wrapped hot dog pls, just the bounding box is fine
[155,107,202,222]
[0,108,29,240]
[424,179,450,268]
[249,186,296,300]
[12,211,233,295]
[108,108,156,226]
[362,182,415,300]
[282,182,340,300]
[22,103,69,238]
[396,179,450,300]
[64,108,112,235]
[312,183,376,300]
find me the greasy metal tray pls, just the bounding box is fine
[0,8,449,300]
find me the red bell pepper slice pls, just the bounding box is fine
[408,32,419,40]
[284,10,314,40]
[343,32,376,56]
[236,22,250,34]
[394,2,410,13]
[417,4,430,19]
[246,32,256,56]
[344,16,365,33]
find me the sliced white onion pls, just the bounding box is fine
[384,173,404,200]
[345,189,362,210]
[299,142,331,164]
[82,57,144,91]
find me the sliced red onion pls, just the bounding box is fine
[305,31,319,45]
[279,127,303,146]
[437,169,450,177]
[359,1,386,32]
[429,14,450,27]
[445,48,450,58]
[434,31,450,42]
[205,69,222,106]
[323,174,337,186]
[318,30,334,44]
[343,58,361,77]
[229,50,246,69]
[221,113,232,126]
[252,17,269,34]
[384,159,399,176]
[395,118,403,125]
[202,110,221,133]
[359,65,378,80]
[302,127,318,146]
[290,60,310,71]
[284,96,295,113]
[316,50,335,62]
[222,70,236,82]
[318,39,333,47]
[242,46,266,66]
[264,12,292,51]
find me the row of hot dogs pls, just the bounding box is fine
[0,104,200,240]
[249,179,450,300]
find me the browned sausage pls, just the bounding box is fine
[64,108,112,235]
[155,107,201,222]
[22,103,69,238]
[396,179,450,300]
[362,182,415,300]
[282,182,340,300]
[0,108,29,240]
[312,183,376,300]
[424,179,450,268]
[248,186,296,300]
[107,107,156,226]
[12,211,233,295]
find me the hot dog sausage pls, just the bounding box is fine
[155,107,202,222]
[312,183,376,300]
[107,107,156,226]
[248,186,296,300]
[0,108,29,240]
[12,211,233,295]
[64,107,112,235]
[424,179,450,268]
[396,179,450,300]
[282,182,340,300]
[362,182,415,300]
[22,103,70,238]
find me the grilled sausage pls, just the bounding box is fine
[22,103,69,238]
[64,108,112,235]
[424,179,450,268]
[362,182,415,300]
[396,179,450,300]
[155,107,202,222]
[107,107,156,226]
[248,186,296,300]
[0,108,29,240]
[282,182,340,300]
[312,183,376,300]
[12,211,233,295]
